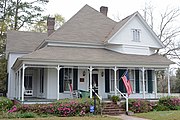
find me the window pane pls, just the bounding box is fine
[132,29,140,41]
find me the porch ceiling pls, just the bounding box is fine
[13,46,173,68]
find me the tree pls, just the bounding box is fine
[142,3,180,93]
[175,68,180,92]
[143,3,180,63]
[157,70,168,93]
[0,0,49,93]
[8,0,49,30]
[31,14,65,32]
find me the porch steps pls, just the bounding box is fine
[102,101,125,115]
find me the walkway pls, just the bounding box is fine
[109,114,150,120]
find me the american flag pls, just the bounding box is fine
[121,70,132,96]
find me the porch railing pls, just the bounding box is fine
[92,89,102,101]
[115,87,128,112]
[92,89,102,115]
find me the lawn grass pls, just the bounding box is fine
[0,115,120,120]
[134,110,180,120]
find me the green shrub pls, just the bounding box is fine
[111,95,120,103]
[0,97,13,112]
[154,104,170,111]
[15,112,37,118]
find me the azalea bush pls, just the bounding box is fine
[0,97,13,112]
[154,96,180,111]
[8,98,97,117]
[128,99,154,113]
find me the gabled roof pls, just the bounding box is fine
[104,12,136,42]
[47,5,117,44]
[105,12,164,48]
[6,30,47,53]
[18,46,172,66]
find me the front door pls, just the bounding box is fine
[92,74,98,94]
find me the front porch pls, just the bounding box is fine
[13,63,171,103]
[14,97,56,104]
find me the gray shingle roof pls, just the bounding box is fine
[104,12,136,42]
[47,5,117,44]
[20,46,172,66]
[6,30,47,53]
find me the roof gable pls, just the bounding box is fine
[47,5,117,44]
[106,12,164,48]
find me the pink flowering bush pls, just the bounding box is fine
[8,105,17,113]
[129,99,153,113]
[155,96,180,111]
[8,98,95,117]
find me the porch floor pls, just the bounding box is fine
[15,97,56,104]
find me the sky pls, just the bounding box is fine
[45,0,180,21]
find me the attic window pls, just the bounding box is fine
[132,29,141,41]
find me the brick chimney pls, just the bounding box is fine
[100,6,108,16]
[47,17,55,36]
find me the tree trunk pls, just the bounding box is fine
[14,0,19,30]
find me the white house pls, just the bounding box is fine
[6,5,172,103]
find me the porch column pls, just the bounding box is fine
[21,64,26,101]
[15,72,17,99]
[89,66,93,98]
[154,70,157,98]
[18,70,21,100]
[167,67,171,96]
[56,65,61,100]
[113,66,118,96]
[142,67,145,99]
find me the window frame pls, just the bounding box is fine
[63,68,73,92]
[132,29,141,42]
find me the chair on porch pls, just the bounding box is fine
[24,86,33,96]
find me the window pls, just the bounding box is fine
[64,68,73,91]
[24,75,32,90]
[110,70,115,92]
[139,70,148,93]
[132,29,140,41]
[152,70,155,93]
[129,69,135,93]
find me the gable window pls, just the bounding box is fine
[132,29,141,41]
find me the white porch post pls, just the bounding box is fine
[89,66,93,98]
[154,70,157,98]
[56,65,61,100]
[167,67,171,96]
[21,64,25,101]
[18,70,21,100]
[142,67,145,99]
[113,66,118,96]
[15,72,17,99]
